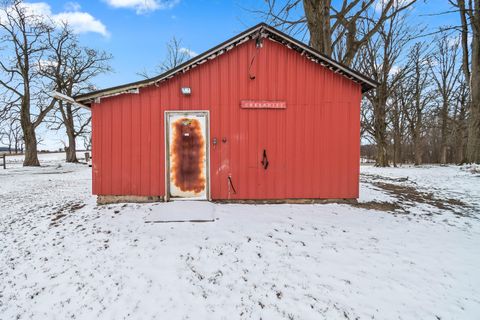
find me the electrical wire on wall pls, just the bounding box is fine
[248,33,264,80]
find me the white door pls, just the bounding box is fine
[166,111,209,200]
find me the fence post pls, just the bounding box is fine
[84,152,90,163]
[2,154,5,169]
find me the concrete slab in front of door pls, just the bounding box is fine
[145,201,215,223]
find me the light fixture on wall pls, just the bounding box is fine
[181,87,191,95]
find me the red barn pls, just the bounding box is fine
[75,24,377,203]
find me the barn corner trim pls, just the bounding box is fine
[75,23,378,105]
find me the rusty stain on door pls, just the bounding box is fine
[171,118,206,193]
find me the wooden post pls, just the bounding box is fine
[2,154,5,169]
[84,152,90,162]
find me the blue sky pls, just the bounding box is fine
[42,0,262,89]
[4,0,462,150]
[39,0,460,91]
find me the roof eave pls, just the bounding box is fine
[75,23,377,103]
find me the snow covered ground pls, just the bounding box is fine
[2,151,89,166]
[1,155,479,319]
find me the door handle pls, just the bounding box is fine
[261,149,269,170]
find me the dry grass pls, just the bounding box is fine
[374,181,466,210]
[359,173,469,215]
[352,201,402,212]
[50,201,86,227]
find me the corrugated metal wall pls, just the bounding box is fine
[91,37,362,199]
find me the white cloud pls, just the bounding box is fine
[5,2,109,37]
[179,47,197,58]
[21,2,51,16]
[389,65,400,75]
[104,0,180,14]
[64,2,82,12]
[54,11,109,37]
[374,0,414,13]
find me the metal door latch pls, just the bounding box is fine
[261,149,269,170]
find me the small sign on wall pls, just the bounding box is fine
[240,100,287,109]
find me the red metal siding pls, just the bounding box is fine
[91,37,362,200]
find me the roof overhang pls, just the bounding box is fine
[50,91,90,110]
[75,23,378,105]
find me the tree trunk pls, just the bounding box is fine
[467,98,480,163]
[303,0,332,56]
[455,98,468,164]
[413,133,423,165]
[439,101,449,164]
[458,0,480,163]
[440,146,448,164]
[392,143,397,167]
[66,129,78,163]
[23,125,39,166]
[375,134,389,166]
[62,103,79,163]
[373,86,389,167]
[392,101,403,168]
[393,130,402,167]
[375,140,388,167]
[20,95,40,166]
[456,141,465,164]
[466,34,480,163]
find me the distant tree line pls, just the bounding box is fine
[255,0,480,165]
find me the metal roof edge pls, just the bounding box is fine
[75,23,377,104]
[263,26,378,91]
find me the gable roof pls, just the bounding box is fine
[75,23,378,104]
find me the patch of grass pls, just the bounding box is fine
[360,173,470,216]
[374,181,466,211]
[353,201,401,212]
[50,201,86,227]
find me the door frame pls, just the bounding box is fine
[164,110,211,201]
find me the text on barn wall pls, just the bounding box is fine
[240,100,287,109]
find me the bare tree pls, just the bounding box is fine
[402,43,434,165]
[255,0,417,66]
[138,37,191,78]
[0,123,12,153]
[390,81,408,166]
[0,0,56,166]
[451,81,469,163]
[358,11,414,166]
[40,23,111,162]
[81,131,91,151]
[452,0,480,163]
[429,33,462,164]
[0,118,22,153]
